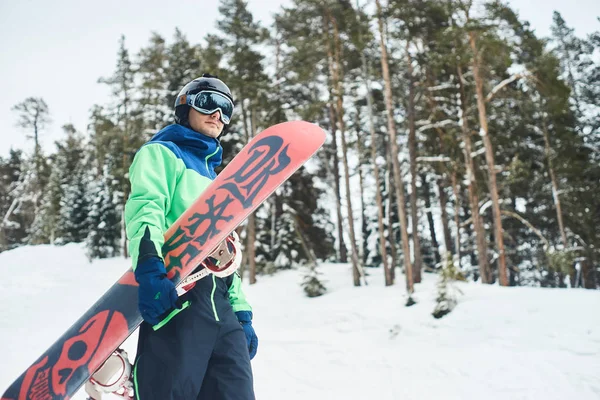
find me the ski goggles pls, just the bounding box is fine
[185,90,234,125]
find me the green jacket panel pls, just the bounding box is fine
[124,138,251,314]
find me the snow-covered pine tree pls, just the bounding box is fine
[550,11,587,118]
[10,97,52,245]
[11,97,51,195]
[550,14,600,288]
[2,153,37,249]
[28,166,60,244]
[283,201,327,298]
[432,254,465,319]
[86,167,121,259]
[165,29,203,108]
[137,33,171,134]
[29,124,87,244]
[301,262,327,298]
[577,27,600,288]
[0,150,29,251]
[99,35,148,257]
[58,165,91,244]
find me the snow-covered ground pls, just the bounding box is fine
[1,244,599,399]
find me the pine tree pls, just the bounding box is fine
[11,97,51,192]
[165,29,203,108]
[88,105,118,178]
[28,167,59,244]
[137,33,170,133]
[58,165,90,244]
[86,167,121,259]
[2,154,37,248]
[579,25,600,159]
[11,99,52,244]
[30,124,87,244]
[432,254,465,319]
[99,35,144,256]
[550,12,587,117]
[301,266,327,298]
[0,150,29,251]
[578,26,600,287]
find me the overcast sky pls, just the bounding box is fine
[0,0,598,157]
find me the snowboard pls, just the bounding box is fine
[1,120,326,400]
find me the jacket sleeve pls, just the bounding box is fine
[228,273,252,312]
[125,143,181,269]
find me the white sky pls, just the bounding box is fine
[0,0,598,158]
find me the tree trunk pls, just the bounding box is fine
[361,53,392,285]
[293,214,319,267]
[449,171,462,269]
[456,64,491,283]
[386,148,398,283]
[325,56,347,264]
[541,113,568,248]
[33,116,41,194]
[247,107,258,284]
[468,31,509,287]
[406,43,423,283]
[581,257,598,289]
[461,201,479,277]
[422,174,441,268]
[329,14,363,286]
[375,0,414,295]
[271,34,282,262]
[270,196,277,252]
[238,97,251,281]
[356,118,368,265]
[122,99,130,259]
[437,176,453,256]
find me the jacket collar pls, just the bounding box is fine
[150,124,223,169]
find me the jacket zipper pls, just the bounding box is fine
[205,145,220,178]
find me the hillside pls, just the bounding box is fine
[1,244,599,399]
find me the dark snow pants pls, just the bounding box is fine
[133,273,254,400]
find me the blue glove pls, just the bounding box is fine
[135,256,181,326]
[236,311,258,360]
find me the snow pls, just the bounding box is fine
[516,197,527,213]
[416,155,452,163]
[1,244,600,399]
[485,73,527,103]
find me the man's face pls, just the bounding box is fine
[188,108,224,138]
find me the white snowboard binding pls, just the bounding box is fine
[85,349,134,400]
[177,231,243,295]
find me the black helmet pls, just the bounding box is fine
[174,73,234,126]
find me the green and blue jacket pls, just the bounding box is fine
[124,124,251,321]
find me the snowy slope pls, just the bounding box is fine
[1,244,599,399]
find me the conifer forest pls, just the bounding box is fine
[2,0,599,295]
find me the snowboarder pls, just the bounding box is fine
[121,74,257,400]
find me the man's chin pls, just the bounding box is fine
[197,128,221,138]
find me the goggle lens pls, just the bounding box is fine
[187,91,234,124]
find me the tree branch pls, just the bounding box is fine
[501,209,550,249]
[485,73,526,103]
